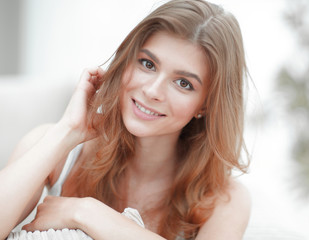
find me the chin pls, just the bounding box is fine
[124,124,154,138]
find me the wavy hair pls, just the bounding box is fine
[66,0,249,239]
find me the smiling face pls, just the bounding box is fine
[120,31,208,138]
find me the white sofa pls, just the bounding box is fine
[0,75,74,170]
[0,76,307,239]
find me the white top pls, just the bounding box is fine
[48,144,83,196]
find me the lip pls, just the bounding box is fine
[132,98,166,120]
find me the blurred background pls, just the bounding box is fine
[0,0,308,238]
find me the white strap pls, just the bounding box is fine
[48,144,83,196]
[121,207,145,228]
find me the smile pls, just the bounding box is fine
[133,100,165,116]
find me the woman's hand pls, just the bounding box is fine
[22,196,82,232]
[58,67,104,145]
[22,196,166,240]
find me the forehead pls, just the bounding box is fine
[140,31,209,83]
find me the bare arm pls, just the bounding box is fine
[11,178,251,240]
[195,180,251,240]
[76,198,166,240]
[0,67,104,239]
[23,196,166,240]
[5,124,62,228]
[22,181,250,240]
[0,124,74,238]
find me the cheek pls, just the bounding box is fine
[122,68,132,86]
[120,67,135,104]
[171,97,199,122]
[122,68,143,94]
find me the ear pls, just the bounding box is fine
[194,108,206,119]
[195,113,202,119]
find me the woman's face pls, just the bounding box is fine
[120,31,208,138]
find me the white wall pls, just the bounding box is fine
[18,0,295,88]
[18,0,163,82]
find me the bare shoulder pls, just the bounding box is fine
[214,179,251,224]
[222,178,251,207]
[8,124,55,164]
[196,178,251,240]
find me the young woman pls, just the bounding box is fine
[1,0,251,239]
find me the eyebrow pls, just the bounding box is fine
[140,48,202,85]
[140,49,161,65]
[174,70,202,85]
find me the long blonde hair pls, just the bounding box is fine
[68,0,249,239]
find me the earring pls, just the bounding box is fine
[197,113,203,119]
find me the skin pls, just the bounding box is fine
[0,32,251,240]
[120,31,208,139]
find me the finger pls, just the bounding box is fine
[89,69,105,90]
[80,68,104,90]
[85,67,101,76]
[22,223,30,231]
[22,221,34,231]
[83,67,104,79]
[79,68,98,85]
[96,67,105,79]
[36,203,43,212]
[89,75,98,85]
[43,195,55,203]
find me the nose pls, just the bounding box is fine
[142,74,166,102]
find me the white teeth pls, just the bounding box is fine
[134,101,160,116]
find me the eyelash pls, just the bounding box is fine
[138,58,194,91]
[138,58,155,71]
[175,79,194,91]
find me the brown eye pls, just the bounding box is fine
[180,80,188,88]
[145,61,153,69]
[139,59,155,71]
[175,79,193,90]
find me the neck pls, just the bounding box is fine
[128,133,180,182]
